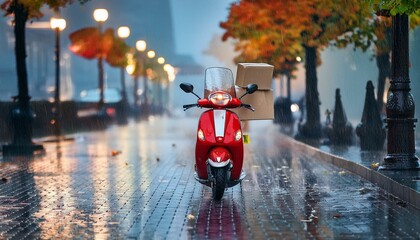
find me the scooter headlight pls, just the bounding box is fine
[209,92,232,107]
[235,129,242,141]
[198,129,205,141]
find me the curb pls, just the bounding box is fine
[285,134,420,209]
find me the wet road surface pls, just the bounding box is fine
[0,116,419,239]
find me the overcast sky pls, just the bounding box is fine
[170,0,236,68]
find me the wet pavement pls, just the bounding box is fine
[316,133,420,194]
[0,116,420,239]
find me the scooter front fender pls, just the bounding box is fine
[207,147,231,168]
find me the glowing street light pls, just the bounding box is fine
[157,57,165,65]
[147,50,156,59]
[117,26,130,39]
[93,9,108,22]
[50,18,66,31]
[50,17,66,137]
[136,40,147,52]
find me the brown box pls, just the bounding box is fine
[232,87,274,120]
[235,63,274,90]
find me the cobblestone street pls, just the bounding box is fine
[0,116,419,239]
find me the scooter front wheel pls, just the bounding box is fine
[211,167,228,200]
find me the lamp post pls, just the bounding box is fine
[93,8,108,110]
[135,40,147,119]
[144,50,155,115]
[50,17,66,138]
[163,64,176,114]
[157,57,165,114]
[117,26,130,124]
[382,14,419,169]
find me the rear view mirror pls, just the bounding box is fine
[180,82,201,99]
[239,83,258,99]
[180,83,194,93]
[246,84,258,94]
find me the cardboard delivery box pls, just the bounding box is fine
[232,86,274,121]
[235,63,274,90]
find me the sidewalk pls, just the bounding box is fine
[277,122,420,208]
[0,117,419,239]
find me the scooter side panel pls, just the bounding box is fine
[195,110,215,179]
[224,111,244,180]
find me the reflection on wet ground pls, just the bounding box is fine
[319,142,420,193]
[0,117,419,239]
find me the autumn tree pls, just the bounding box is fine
[221,0,371,139]
[1,0,90,154]
[69,27,131,93]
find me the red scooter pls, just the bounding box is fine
[180,67,258,200]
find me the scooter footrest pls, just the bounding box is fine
[226,170,246,188]
[194,172,212,187]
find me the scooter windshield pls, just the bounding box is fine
[204,67,236,99]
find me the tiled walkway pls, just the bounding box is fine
[0,117,419,239]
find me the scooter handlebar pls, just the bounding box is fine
[241,103,255,112]
[183,103,199,111]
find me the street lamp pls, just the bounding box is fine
[163,64,176,82]
[157,57,165,65]
[117,26,130,124]
[93,8,108,110]
[135,40,147,118]
[163,63,176,114]
[147,50,156,59]
[50,17,66,138]
[156,57,165,114]
[144,50,156,115]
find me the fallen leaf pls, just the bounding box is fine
[358,187,372,194]
[111,150,122,157]
[370,162,380,169]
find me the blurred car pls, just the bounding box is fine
[77,88,122,120]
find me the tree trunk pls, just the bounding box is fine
[297,45,321,139]
[14,2,29,104]
[12,2,33,145]
[376,52,390,114]
[286,72,291,102]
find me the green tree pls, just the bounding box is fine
[1,0,90,153]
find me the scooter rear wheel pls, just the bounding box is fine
[212,167,228,200]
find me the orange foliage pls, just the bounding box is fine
[69,27,131,67]
[221,0,372,72]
